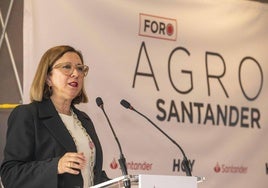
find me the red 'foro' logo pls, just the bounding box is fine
[110,158,118,169]
[214,162,221,173]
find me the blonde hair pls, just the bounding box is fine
[30,45,88,104]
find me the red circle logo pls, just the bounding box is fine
[166,23,174,36]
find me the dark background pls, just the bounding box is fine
[0,1,23,184]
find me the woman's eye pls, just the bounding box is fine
[76,65,84,72]
[62,64,72,69]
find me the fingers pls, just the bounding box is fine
[58,152,87,175]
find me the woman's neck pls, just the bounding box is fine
[50,96,72,115]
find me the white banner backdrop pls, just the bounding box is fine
[23,0,268,188]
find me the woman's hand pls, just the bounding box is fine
[58,152,86,174]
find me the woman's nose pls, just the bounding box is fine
[70,67,79,77]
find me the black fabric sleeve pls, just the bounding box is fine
[0,105,59,188]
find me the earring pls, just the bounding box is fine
[48,86,52,95]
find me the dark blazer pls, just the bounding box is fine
[0,99,109,188]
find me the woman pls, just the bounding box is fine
[0,45,109,188]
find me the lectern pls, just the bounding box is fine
[90,174,205,188]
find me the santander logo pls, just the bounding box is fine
[214,162,248,174]
[110,158,153,171]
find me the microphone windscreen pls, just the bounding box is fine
[120,99,130,109]
[96,97,103,107]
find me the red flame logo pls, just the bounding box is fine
[214,162,221,173]
[110,158,118,169]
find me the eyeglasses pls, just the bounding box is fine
[52,62,89,76]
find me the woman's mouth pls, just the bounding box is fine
[68,82,78,87]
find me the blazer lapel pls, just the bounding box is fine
[38,99,77,152]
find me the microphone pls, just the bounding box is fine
[120,99,192,176]
[96,97,131,188]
